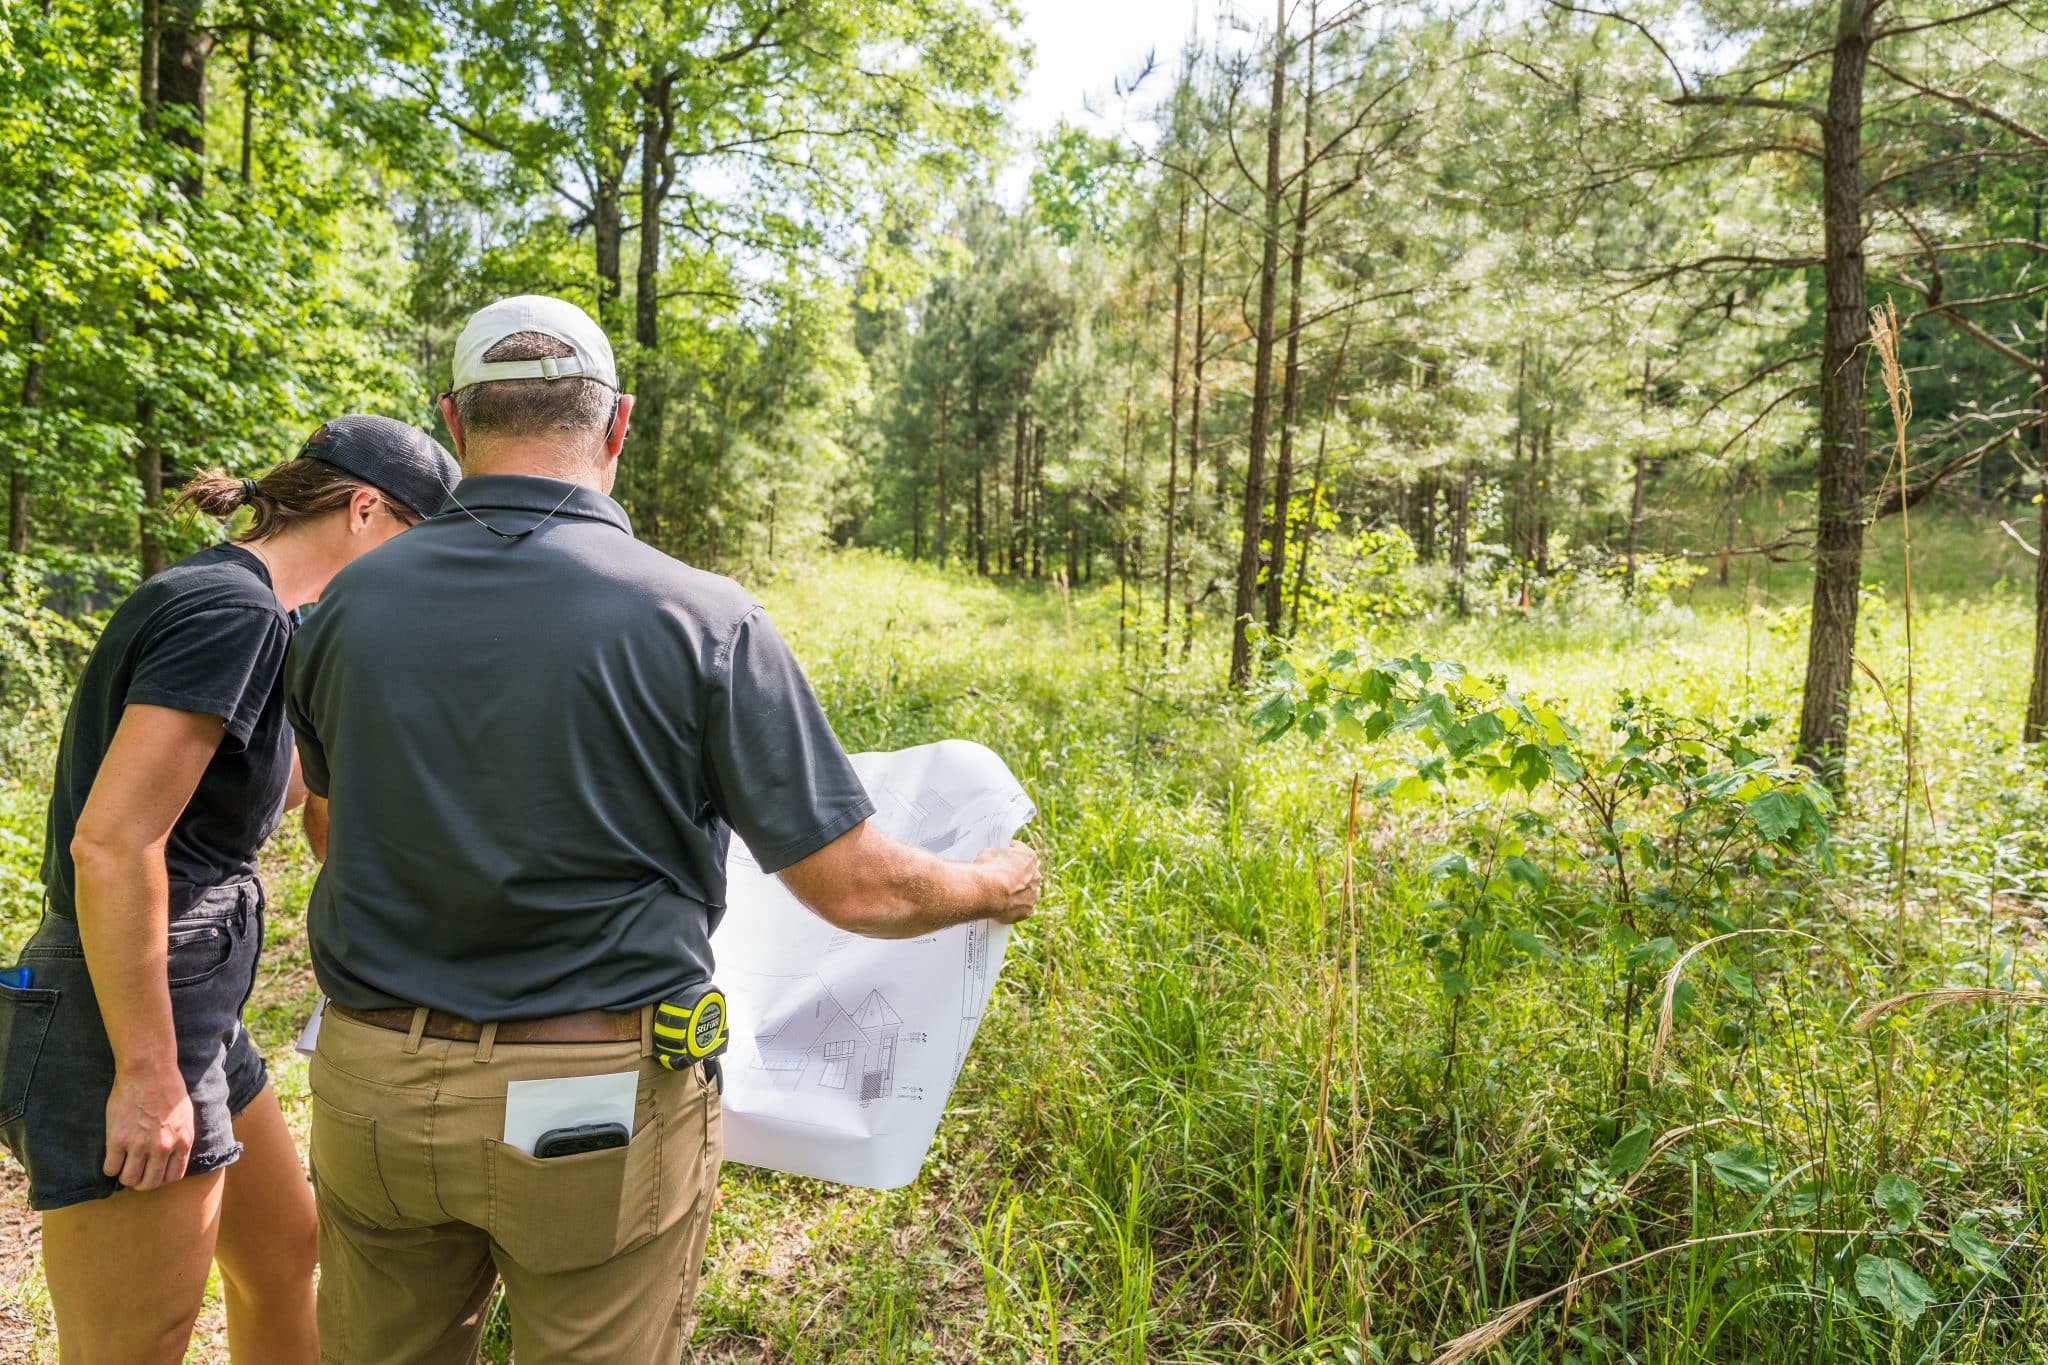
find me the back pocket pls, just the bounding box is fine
[485,1122,664,1274]
[309,1094,402,1226]
[0,984,59,1125]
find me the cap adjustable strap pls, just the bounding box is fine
[460,356,598,385]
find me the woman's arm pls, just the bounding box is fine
[69,704,226,1191]
[303,795,328,862]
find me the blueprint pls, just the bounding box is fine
[711,739,1035,1188]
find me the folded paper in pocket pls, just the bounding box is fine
[502,1071,636,1156]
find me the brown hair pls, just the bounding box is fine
[451,331,616,438]
[170,460,416,542]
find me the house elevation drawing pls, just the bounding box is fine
[748,982,906,1103]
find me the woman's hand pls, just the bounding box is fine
[103,1065,195,1189]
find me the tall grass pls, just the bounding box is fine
[698,545,2048,1362]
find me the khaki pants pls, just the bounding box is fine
[308,1006,721,1364]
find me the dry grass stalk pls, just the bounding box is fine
[1869,300,1926,976]
[1854,986,2048,1031]
[1646,928,1821,1079]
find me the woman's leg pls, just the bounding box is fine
[213,1081,318,1364]
[42,1167,225,1364]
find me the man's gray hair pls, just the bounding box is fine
[452,331,615,438]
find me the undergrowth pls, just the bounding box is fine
[0,526,2042,1362]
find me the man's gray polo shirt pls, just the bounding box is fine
[285,474,875,1021]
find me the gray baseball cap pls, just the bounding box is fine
[297,415,460,519]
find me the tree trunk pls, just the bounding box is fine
[1625,350,1649,596]
[1162,187,1187,646]
[1031,422,1046,579]
[974,464,987,575]
[158,0,209,197]
[1264,18,1316,638]
[12,314,42,554]
[1451,463,1471,616]
[2025,348,2048,742]
[1230,0,1289,689]
[1721,476,1738,586]
[239,30,257,184]
[1796,3,1875,783]
[935,389,950,565]
[632,74,674,541]
[136,0,209,579]
[135,0,160,577]
[1010,405,1027,575]
[1182,198,1211,657]
[594,187,624,327]
[1289,409,1329,637]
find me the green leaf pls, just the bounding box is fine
[1744,789,1802,841]
[1853,1254,1933,1327]
[1786,1180,1834,1216]
[1718,961,1758,1002]
[1438,969,1472,999]
[1250,694,1295,740]
[1873,1173,1924,1231]
[1606,1123,1653,1178]
[1503,855,1548,893]
[1948,1221,2006,1280]
[1507,928,1557,960]
[1704,1142,1776,1197]
[1427,852,1472,881]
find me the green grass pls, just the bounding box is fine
[4,525,2048,1362]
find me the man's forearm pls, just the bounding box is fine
[778,820,1004,939]
[71,842,179,1078]
[829,841,997,939]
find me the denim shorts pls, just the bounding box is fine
[0,878,268,1211]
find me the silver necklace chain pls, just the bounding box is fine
[444,485,580,542]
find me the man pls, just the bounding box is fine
[286,295,1040,1364]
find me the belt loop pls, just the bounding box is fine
[474,1020,498,1064]
[403,1007,428,1055]
[640,1004,655,1059]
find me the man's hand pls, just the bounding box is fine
[973,841,1041,924]
[103,1064,195,1190]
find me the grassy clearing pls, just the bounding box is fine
[2,513,2047,1361]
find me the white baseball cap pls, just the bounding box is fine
[451,294,618,392]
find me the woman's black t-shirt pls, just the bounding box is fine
[41,543,294,918]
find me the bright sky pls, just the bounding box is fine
[1000,0,1226,195]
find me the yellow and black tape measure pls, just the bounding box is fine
[653,985,728,1072]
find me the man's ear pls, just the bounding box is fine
[604,394,635,460]
[438,393,466,459]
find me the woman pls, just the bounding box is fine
[0,416,458,1363]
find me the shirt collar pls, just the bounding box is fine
[439,474,634,537]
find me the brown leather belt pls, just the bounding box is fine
[330,1001,643,1044]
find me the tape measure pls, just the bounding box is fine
[653,984,728,1072]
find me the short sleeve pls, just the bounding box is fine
[704,608,874,873]
[284,615,330,798]
[126,605,289,752]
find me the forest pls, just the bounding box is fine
[5,0,2048,1360]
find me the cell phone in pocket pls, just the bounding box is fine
[532,1121,630,1159]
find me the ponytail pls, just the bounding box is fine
[171,461,415,543]
[168,470,258,522]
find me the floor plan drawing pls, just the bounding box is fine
[710,740,1035,1188]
